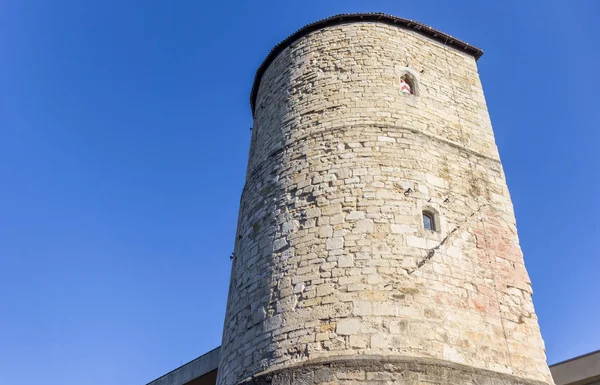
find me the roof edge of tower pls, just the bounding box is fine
[250,13,484,116]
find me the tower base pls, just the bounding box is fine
[238,356,549,385]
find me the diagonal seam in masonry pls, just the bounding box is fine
[407,204,488,275]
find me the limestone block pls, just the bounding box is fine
[336,318,361,335]
[326,237,344,250]
[337,255,354,268]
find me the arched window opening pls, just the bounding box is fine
[423,211,436,231]
[400,75,415,95]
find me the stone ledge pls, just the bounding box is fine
[238,355,550,385]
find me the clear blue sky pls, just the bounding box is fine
[0,1,598,384]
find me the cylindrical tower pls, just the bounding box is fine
[217,14,552,385]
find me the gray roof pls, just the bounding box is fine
[550,350,600,385]
[146,347,220,385]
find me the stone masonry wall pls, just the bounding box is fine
[217,22,552,385]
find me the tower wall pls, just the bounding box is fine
[217,20,552,385]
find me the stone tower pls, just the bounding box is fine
[217,13,552,385]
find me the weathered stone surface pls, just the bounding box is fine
[216,18,552,385]
[237,356,550,385]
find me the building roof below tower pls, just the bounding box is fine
[550,350,600,385]
[146,347,220,385]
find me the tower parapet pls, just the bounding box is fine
[217,13,553,385]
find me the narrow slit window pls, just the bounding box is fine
[423,211,435,231]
